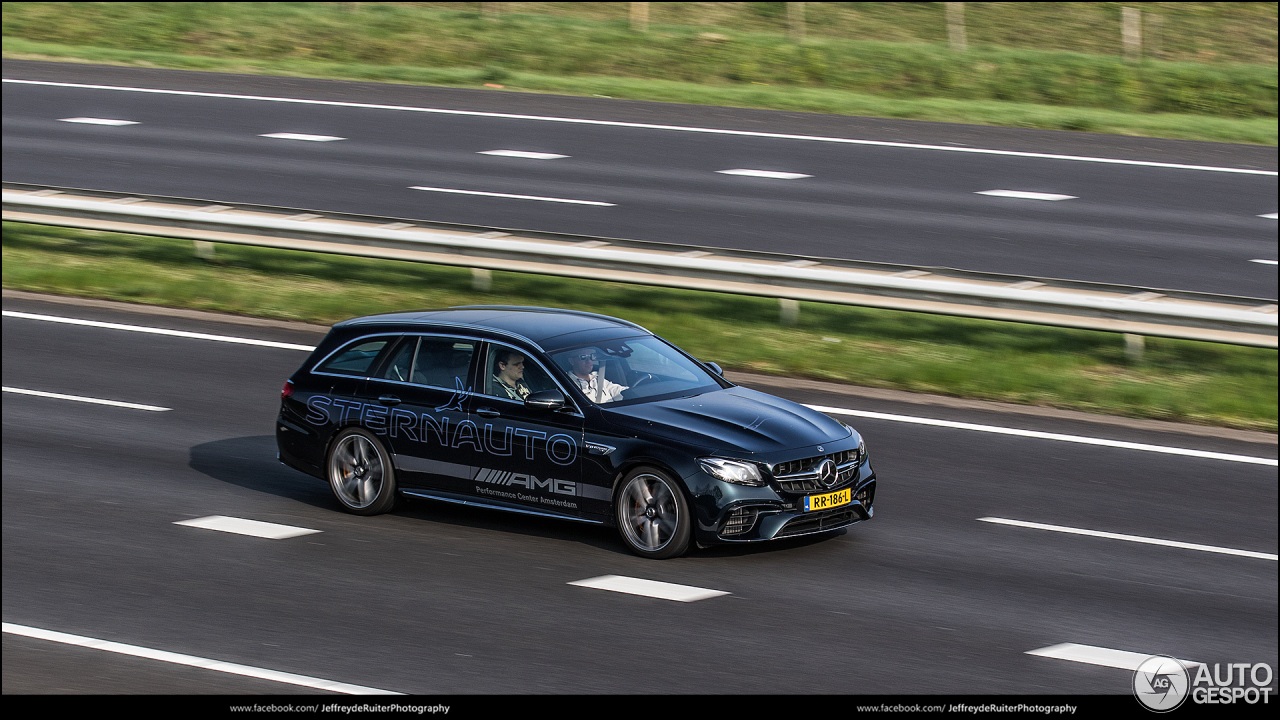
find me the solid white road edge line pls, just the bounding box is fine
[1,622,400,694]
[409,186,613,205]
[808,405,1277,467]
[5,311,1272,467]
[174,516,321,540]
[976,190,1078,201]
[1027,643,1200,671]
[568,575,729,602]
[1,311,316,351]
[259,133,345,142]
[717,169,811,179]
[479,150,569,159]
[979,517,1278,561]
[57,117,138,126]
[7,80,1274,176]
[2,386,171,412]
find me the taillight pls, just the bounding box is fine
[281,380,295,400]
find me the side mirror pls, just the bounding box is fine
[705,361,724,376]
[525,389,566,411]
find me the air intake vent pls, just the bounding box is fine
[722,507,759,536]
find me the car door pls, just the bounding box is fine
[470,342,586,518]
[363,334,478,492]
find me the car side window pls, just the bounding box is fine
[315,337,393,377]
[482,343,556,401]
[378,337,417,383]
[411,337,476,390]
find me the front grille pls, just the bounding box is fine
[721,506,759,536]
[772,449,860,493]
[775,506,863,538]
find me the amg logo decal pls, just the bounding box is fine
[475,467,577,497]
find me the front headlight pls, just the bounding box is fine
[858,436,867,463]
[698,457,767,487]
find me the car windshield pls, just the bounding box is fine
[550,336,720,405]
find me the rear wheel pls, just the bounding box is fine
[327,428,397,515]
[615,467,691,559]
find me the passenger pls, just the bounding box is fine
[492,349,532,401]
[567,349,627,403]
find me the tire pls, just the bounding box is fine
[614,467,691,559]
[326,428,397,515]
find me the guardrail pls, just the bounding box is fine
[3,183,1276,348]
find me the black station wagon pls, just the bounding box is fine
[276,306,876,558]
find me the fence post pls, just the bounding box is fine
[1122,7,1141,63]
[471,268,492,292]
[946,3,967,52]
[630,2,649,33]
[788,2,805,44]
[1125,333,1145,363]
[193,241,215,260]
[779,298,800,326]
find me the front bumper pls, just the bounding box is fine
[690,460,877,544]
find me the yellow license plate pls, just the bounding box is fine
[803,488,851,512]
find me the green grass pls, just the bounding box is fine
[5,222,1276,432]
[5,37,1275,146]
[2,2,1276,143]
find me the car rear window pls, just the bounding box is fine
[315,337,392,377]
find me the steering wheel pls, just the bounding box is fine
[629,373,656,389]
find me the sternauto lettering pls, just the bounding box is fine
[305,395,578,466]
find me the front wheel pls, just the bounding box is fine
[614,467,691,559]
[327,428,397,515]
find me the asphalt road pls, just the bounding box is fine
[3,60,1277,300]
[3,295,1275,695]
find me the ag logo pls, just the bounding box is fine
[1134,655,1190,712]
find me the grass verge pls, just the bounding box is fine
[5,37,1274,146]
[5,222,1275,432]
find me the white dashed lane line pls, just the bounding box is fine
[2,386,170,411]
[978,517,1278,561]
[1251,259,1279,265]
[174,516,321,539]
[568,575,729,602]
[1,311,316,350]
[1259,213,1278,219]
[808,405,1277,467]
[5,312,1274,467]
[11,79,1275,175]
[717,169,811,179]
[57,117,138,126]
[259,133,345,142]
[409,186,614,206]
[478,150,568,159]
[1027,643,1200,671]
[976,190,1077,201]
[2,623,399,694]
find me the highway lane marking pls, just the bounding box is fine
[717,169,811,179]
[2,386,171,412]
[979,517,1278,561]
[409,186,614,206]
[479,149,568,159]
[5,311,1273,467]
[174,515,321,539]
[568,575,729,602]
[976,190,1077,201]
[57,117,138,126]
[808,405,1278,467]
[1,311,317,351]
[2,622,400,694]
[1260,213,1278,219]
[7,79,1274,176]
[1251,259,1278,265]
[259,132,345,142]
[1027,643,1200,671]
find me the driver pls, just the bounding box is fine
[567,349,627,404]
[492,349,532,401]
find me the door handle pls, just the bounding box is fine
[476,407,501,418]
[378,394,401,406]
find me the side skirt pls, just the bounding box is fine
[400,489,605,525]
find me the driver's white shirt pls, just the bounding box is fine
[571,371,627,403]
